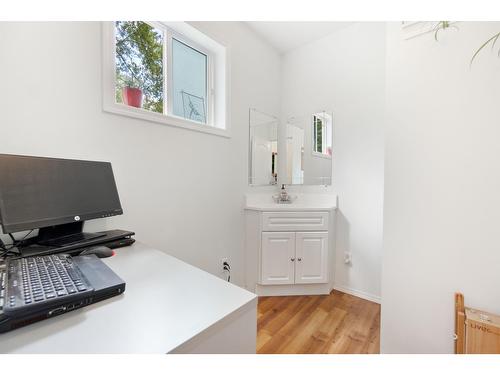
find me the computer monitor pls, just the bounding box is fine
[0,154,123,247]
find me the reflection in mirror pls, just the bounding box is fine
[249,108,279,186]
[313,112,333,157]
[286,111,333,185]
[286,122,304,184]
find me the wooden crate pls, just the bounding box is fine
[465,308,500,354]
[455,293,500,354]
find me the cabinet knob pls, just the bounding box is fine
[290,258,295,262]
[298,258,302,261]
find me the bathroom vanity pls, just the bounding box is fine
[244,194,336,296]
[246,108,336,296]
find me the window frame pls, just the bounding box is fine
[167,28,213,125]
[102,22,229,138]
[311,112,333,159]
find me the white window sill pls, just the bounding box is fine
[312,151,332,160]
[103,102,231,139]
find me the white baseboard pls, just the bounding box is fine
[256,283,330,296]
[333,284,381,304]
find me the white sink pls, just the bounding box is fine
[244,193,337,211]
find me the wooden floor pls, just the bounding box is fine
[257,290,380,354]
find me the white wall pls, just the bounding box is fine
[0,21,282,286]
[382,22,500,353]
[281,23,386,302]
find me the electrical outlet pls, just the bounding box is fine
[221,258,231,282]
[344,252,352,265]
[221,258,231,274]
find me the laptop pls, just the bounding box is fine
[0,253,125,333]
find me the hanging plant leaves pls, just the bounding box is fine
[470,31,500,66]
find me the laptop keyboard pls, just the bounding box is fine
[4,254,93,313]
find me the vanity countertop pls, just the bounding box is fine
[244,193,337,212]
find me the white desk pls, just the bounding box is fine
[0,243,258,353]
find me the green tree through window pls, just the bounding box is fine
[314,116,323,153]
[115,21,164,113]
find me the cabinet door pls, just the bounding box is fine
[295,232,328,284]
[261,232,296,285]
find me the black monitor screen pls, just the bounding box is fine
[0,154,123,233]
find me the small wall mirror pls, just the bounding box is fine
[248,108,279,186]
[286,111,333,185]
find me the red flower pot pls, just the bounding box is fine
[122,87,143,108]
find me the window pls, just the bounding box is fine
[313,115,324,153]
[115,22,164,114]
[172,38,208,123]
[312,112,332,157]
[102,22,228,137]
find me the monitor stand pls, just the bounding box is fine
[36,221,106,247]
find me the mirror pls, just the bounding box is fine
[248,108,279,186]
[286,111,333,185]
[286,122,304,184]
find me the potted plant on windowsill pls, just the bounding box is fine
[116,42,145,109]
[115,21,163,112]
[121,79,143,108]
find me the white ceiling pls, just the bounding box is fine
[245,22,353,54]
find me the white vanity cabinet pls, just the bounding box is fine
[294,231,328,284]
[261,231,328,285]
[245,204,336,296]
[261,232,295,285]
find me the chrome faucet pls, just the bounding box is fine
[279,184,289,202]
[272,184,295,204]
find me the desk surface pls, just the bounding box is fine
[0,243,257,353]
